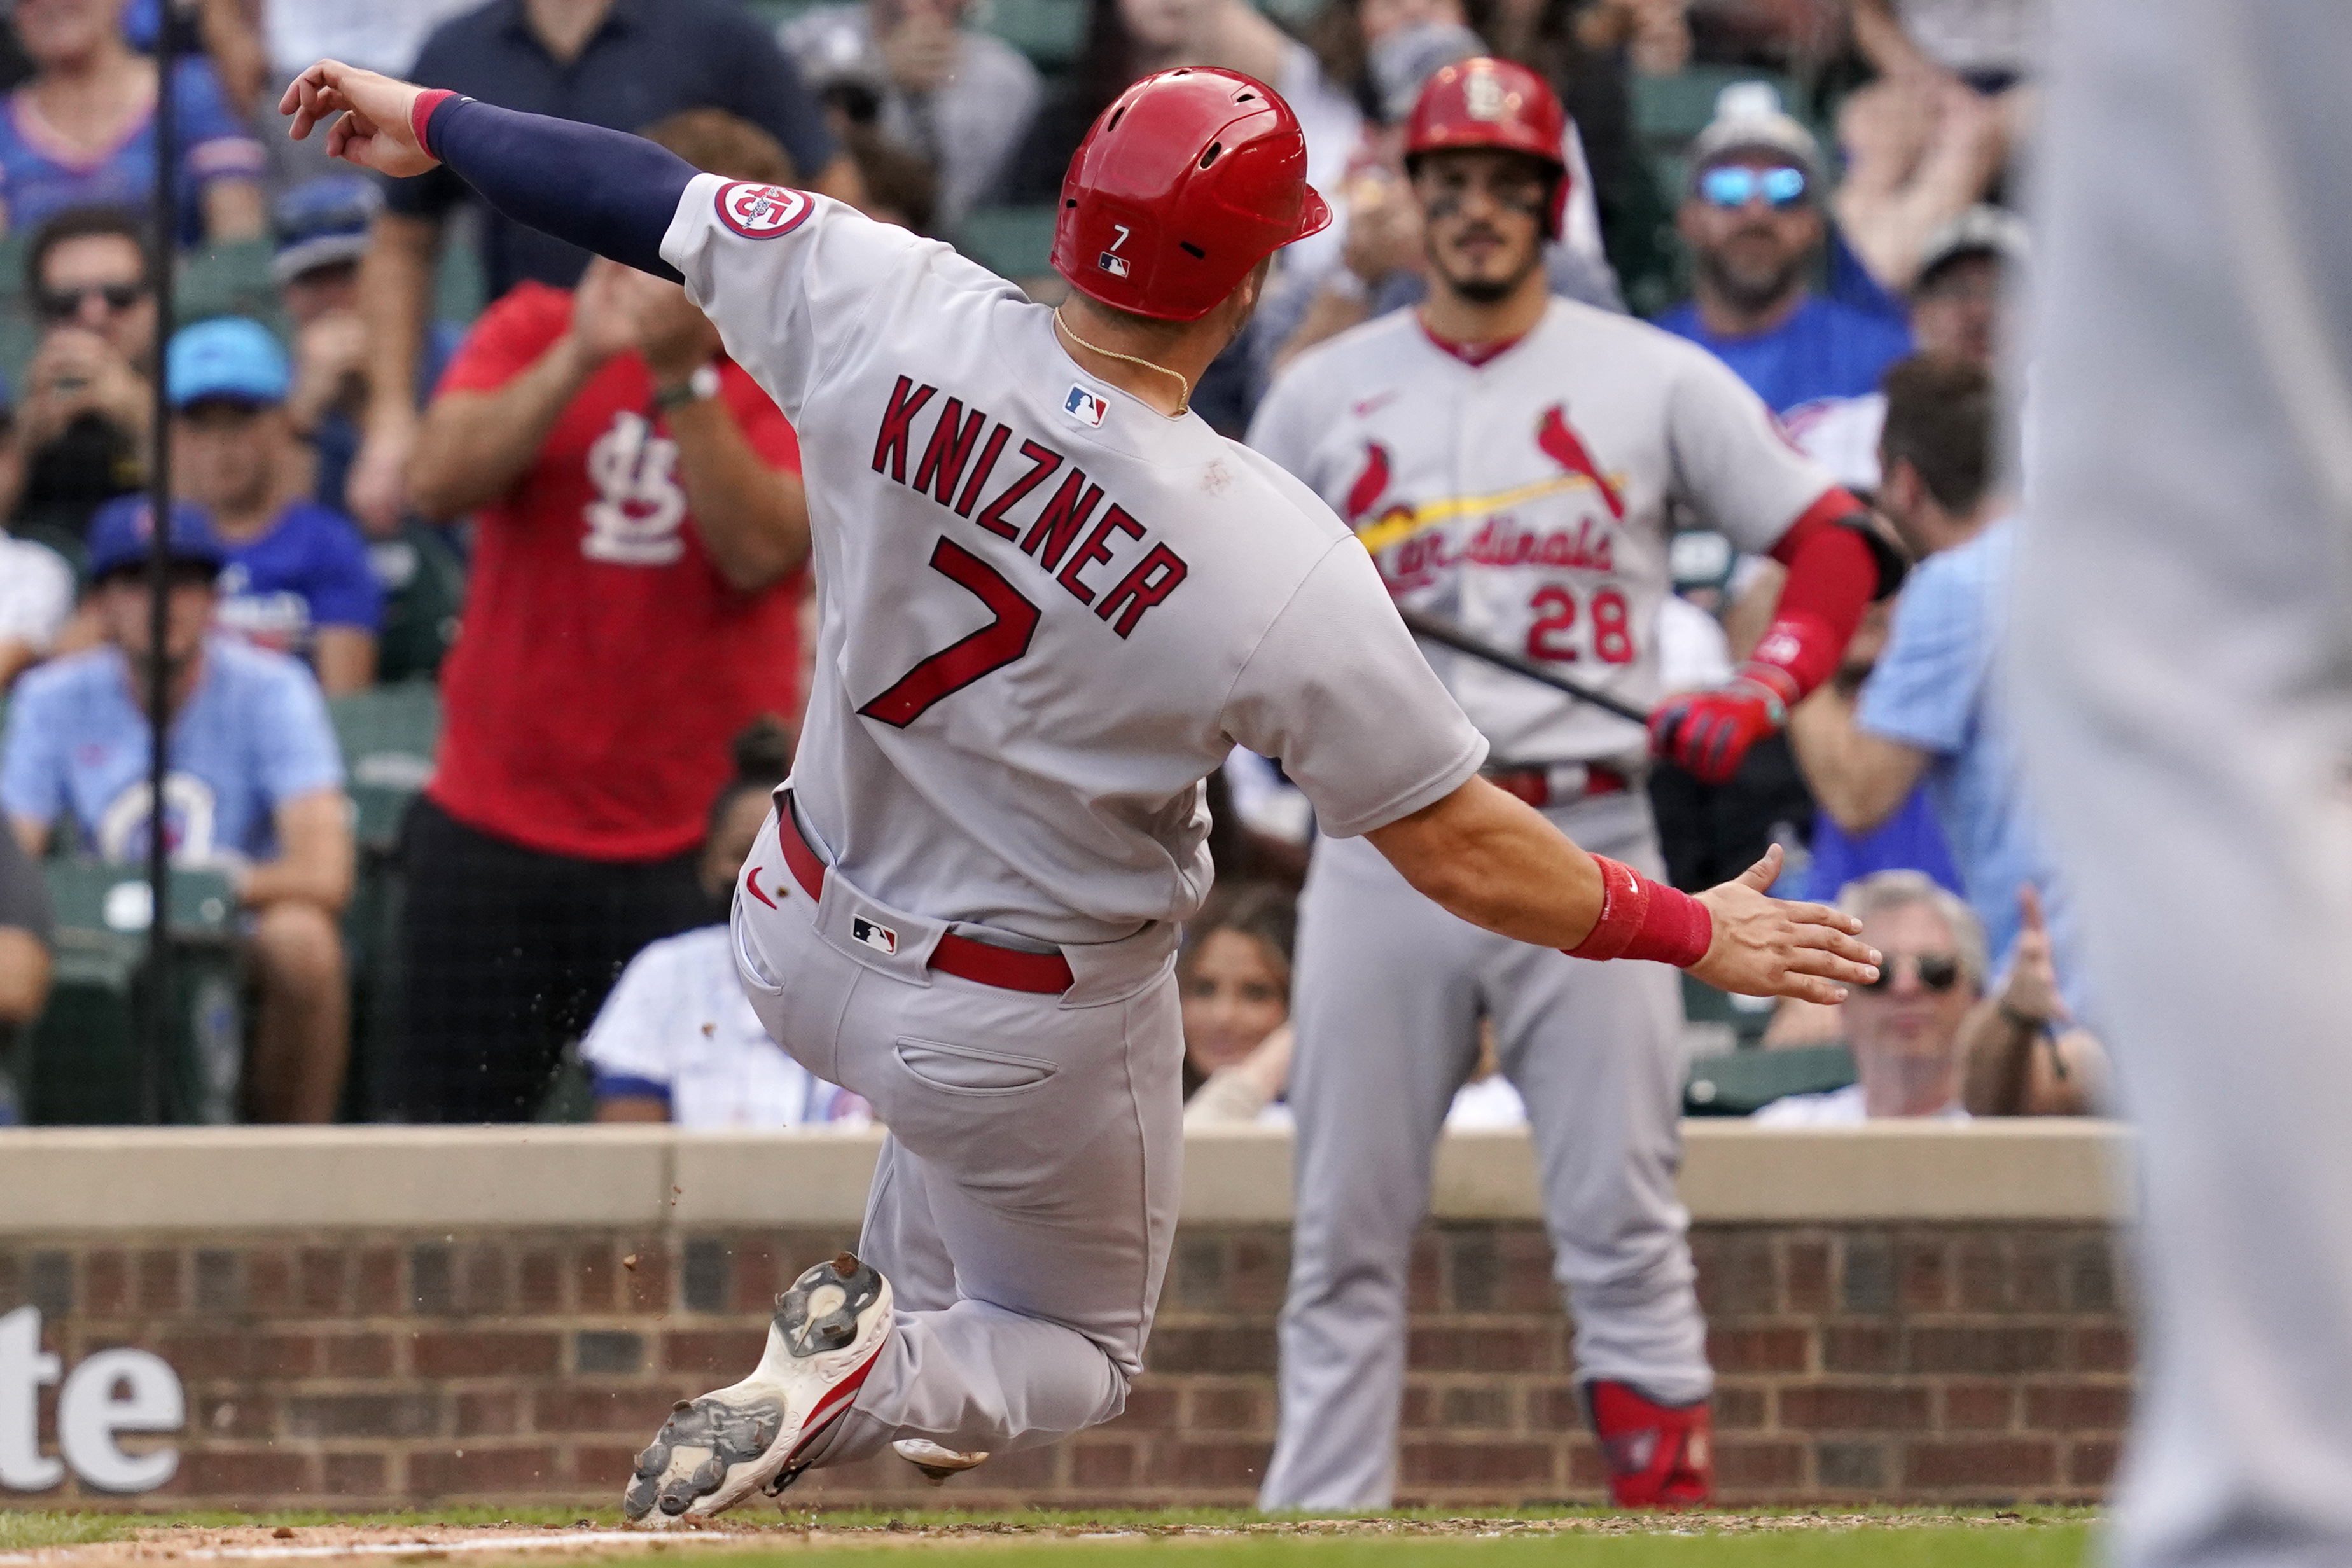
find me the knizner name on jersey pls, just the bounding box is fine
[870,374,1190,638]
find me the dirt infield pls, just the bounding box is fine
[0,1511,2091,1565]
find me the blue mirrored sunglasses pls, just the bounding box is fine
[1698,165,1809,210]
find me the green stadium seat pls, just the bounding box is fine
[24,864,243,1125]
[1684,1041,1854,1117]
[957,204,1059,282]
[1632,66,1805,150]
[984,0,1087,69]
[1681,969,1779,1049]
[370,524,467,684]
[178,239,286,339]
[328,682,442,855]
[326,684,442,1122]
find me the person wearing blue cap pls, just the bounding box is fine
[170,316,380,695]
[0,496,355,1123]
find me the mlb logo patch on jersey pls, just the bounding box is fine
[716,181,813,239]
[1064,386,1108,428]
[852,917,899,957]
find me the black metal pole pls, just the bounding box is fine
[140,4,180,1124]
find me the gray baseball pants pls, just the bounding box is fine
[1260,789,1707,1510]
[730,802,1183,1462]
[2021,5,2352,1564]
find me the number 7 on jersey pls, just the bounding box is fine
[858,537,1043,727]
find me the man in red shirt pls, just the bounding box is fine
[396,109,811,1121]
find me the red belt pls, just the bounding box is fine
[1484,763,1631,810]
[762,806,1075,996]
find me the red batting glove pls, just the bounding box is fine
[1649,665,1796,785]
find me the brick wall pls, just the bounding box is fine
[0,1221,2130,1510]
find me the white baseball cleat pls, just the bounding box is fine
[622,1252,893,1527]
[893,1438,991,1484]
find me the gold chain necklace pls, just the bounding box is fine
[1054,309,1191,416]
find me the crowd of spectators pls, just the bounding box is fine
[0,0,2070,1130]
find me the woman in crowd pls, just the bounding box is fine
[1178,880,1298,1128]
[583,721,869,1131]
[0,0,265,244]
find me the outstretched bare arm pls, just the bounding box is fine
[1367,775,1881,1004]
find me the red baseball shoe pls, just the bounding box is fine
[1586,1380,1712,1509]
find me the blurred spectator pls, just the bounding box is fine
[584,719,870,1128]
[391,109,815,1125]
[1788,354,2048,970]
[1653,84,1911,414]
[1755,870,1980,1121]
[269,177,469,524]
[1484,0,1685,302]
[0,0,263,244]
[839,120,938,235]
[167,316,380,694]
[1179,880,1296,1128]
[351,0,860,538]
[15,207,151,541]
[1783,204,2028,492]
[0,532,70,688]
[1778,597,1959,909]
[1020,0,1319,200]
[258,0,480,183]
[781,0,1039,234]
[1757,871,2101,1116]
[1834,0,2032,294]
[0,499,353,1123]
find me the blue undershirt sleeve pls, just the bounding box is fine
[422,95,696,283]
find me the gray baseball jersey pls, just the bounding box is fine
[658,179,1487,944]
[1248,298,1839,766]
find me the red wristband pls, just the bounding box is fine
[1564,856,1715,968]
[410,88,457,158]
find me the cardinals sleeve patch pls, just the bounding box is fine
[716,181,814,239]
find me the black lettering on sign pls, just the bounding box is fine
[1021,470,1105,571]
[1096,544,1190,637]
[914,399,989,509]
[975,440,1064,540]
[1057,506,1145,604]
[872,377,938,483]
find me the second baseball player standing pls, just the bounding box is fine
[1249,60,1898,1509]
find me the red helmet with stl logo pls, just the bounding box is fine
[1052,67,1333,323]
[1403,57,1571,238]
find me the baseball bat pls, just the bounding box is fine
[1396,606,1653,726]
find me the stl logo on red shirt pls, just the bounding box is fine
[717,181,812,239]
[584,411,688,565]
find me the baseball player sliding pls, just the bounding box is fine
[281,60,1879,1524]
[1248,60,1898,1510]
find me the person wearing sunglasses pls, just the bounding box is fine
[1755,869,1983,1123]
[13,207,155,545]
[1653,85,1912,418]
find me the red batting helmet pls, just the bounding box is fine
[1404,57,1571,238]
[1052,67,1332,323]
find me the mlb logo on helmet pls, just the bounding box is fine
[1064,386,1108,427]
[852,917,899,956]
[1097,252,1131,278]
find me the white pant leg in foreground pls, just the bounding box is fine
[2022,4,2352,1564]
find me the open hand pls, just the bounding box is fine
[279,60,435,179]
[1689,845,1881,1004]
